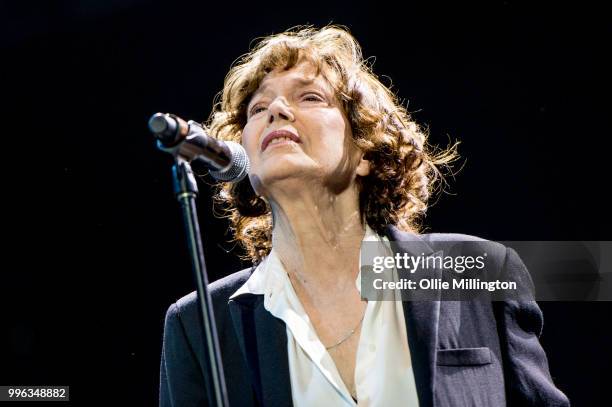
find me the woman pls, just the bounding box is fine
[160,25,569,406]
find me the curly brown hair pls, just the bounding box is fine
[204,24,458,263]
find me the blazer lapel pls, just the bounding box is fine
[229,295,293,407]
[385,225,441,407]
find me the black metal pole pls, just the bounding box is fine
[172,158,229,407]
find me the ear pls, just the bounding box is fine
[356,155,371,177]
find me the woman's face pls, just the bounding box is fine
[242,61,368,196]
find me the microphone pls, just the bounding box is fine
[148,112,249,182]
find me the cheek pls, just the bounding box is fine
[310,110,351,156]
[240,122,261,159]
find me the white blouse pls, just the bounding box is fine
[230,226,420,406]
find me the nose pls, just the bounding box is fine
[268,97,294,123]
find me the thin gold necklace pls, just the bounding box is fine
[325,310,366,351]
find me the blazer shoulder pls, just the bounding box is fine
[172,267,254,316]
[386,225,498,247]
[421,231,488,243]
[385,225,509,262]
[418,232,510,269]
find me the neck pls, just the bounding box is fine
[269,181,366,293]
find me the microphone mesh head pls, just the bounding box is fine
[208,141,250,183]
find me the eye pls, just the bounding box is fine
[249,104,266,116]
[302,93,324,102]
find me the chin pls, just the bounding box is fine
[261,154,309,175]
[254,159,315,188]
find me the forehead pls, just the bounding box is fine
[251,61,333,98]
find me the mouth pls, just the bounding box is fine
[261,129,301,152]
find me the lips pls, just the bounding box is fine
[261,129,301,152]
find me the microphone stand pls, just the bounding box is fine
[171,157,229,407]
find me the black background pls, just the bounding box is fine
[2,1,610,405]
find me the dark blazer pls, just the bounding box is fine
[160,225,570,406]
